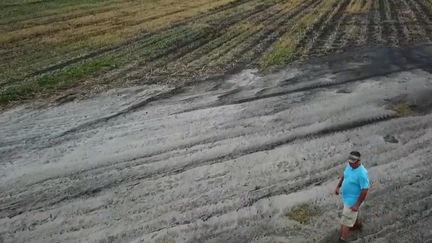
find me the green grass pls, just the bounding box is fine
[260,43,297,69]
[0,56,120,104]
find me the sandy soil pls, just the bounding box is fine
[1,45,432,243]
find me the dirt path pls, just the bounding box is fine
[0,46,432,243]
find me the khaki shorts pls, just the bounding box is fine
[340,205,359,227]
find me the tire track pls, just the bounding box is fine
[102,159,343,242]
[359,174,432,241]
[2,46,432,242]
[174,63,420,116]
[177,161,340,225]
[23,118,427,243]
[0,113,398,219]
[222,65,416,106]
[44,103,290,177]
[0,87,182,155]
[28,95,295,184]
[56,87,183,138]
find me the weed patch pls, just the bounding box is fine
[286,203,322,224]
[389,102,415,116]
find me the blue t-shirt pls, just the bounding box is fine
[341,164,369,207]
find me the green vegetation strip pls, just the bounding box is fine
[0,56,120,104]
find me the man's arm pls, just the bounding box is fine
[351,189,368,211]
[335,173,344,195]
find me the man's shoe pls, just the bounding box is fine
[338,238,348,243]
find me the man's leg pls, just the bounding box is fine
[340,224,350,241]
[352,218,362,230]
[341,216,362,241]
[340,205,358,241]
[351,213,363,231]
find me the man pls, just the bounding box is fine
[335,151,369,242]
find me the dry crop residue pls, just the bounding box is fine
[1,0,432,105]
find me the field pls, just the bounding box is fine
[1,1,432,243]
[1,45,432,243]
[1,0,432,105]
